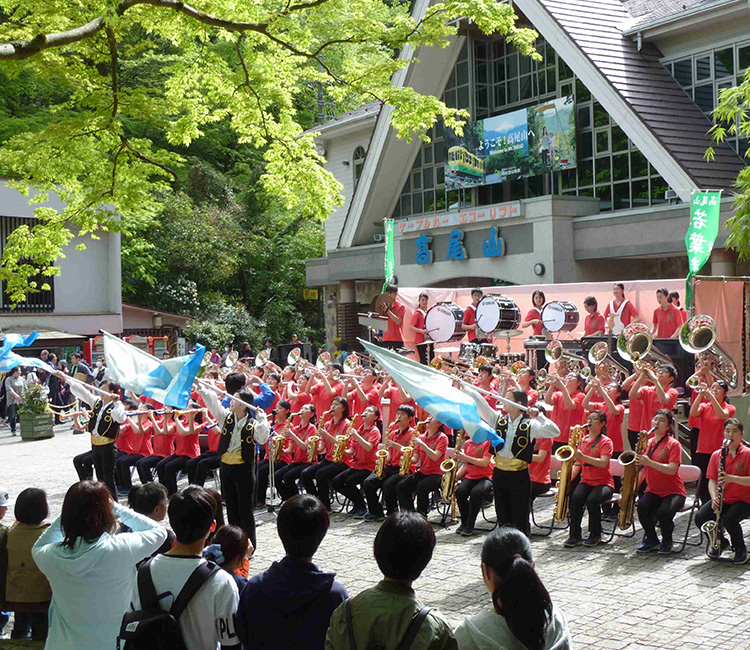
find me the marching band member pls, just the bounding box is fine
[378,375,415,429]
[197,384,270,548]
[462,288,484,342]
[602,283,639,336]
[332,405,382,518]
[689,380,735,504]
[462,387,560,536]
[396,417,449,516]
[185,415,222,487]
[635,409,686,554]
[285,373,313,426]
[300,396,351,511]
[63,374,126,499]
[521,290,546,336]
[380,284,405,350]
[115,405,154,490]
[474,365,497,409]
[694,418,750,564]
[668,291,688,325]
[454,433,494,536]
[529,434,553,503]
[256,400,293,508]
[309,367,344,422]
[411,292,431,365]
[651,287,682,338]
[156,405,202,495]
[629,364,678,437]
[564,410,614,548]
[136,407,176,484]
[502,367,538,406]
[686,359,716,462]
[345,369,380,418]
[264,373,282,413]
[543,373,585,451]
[362,404,416,522]
[582,296,605,337]
[622,370,647,452]
[276,404,318,500]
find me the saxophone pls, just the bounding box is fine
[271,421,290,463]
[307,410,329,464]
[333,414,361,463]
[375,423,397,479]
[553,425,584,523]
[440,429,465,502]
[701,438,730,556]
[617,428,650,530]
[399,420,427,476]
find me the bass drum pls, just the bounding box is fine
[425,302,464,343]
[476,294,521,333]
[541,301,579,333]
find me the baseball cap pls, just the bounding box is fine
[0,487,10,507]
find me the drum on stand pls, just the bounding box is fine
[480,343,498,358]
[459,342,482,362]
[541,301,579,333]
[426,302,465,343]
[476,295,521,334]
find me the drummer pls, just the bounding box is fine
[583,296,606,337]
[462,288,485,342]
[380,284,406,350]
[521,290,546,336]
[602,283,640,336]
[411,292,431,365]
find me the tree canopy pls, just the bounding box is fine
[0,0,539,302]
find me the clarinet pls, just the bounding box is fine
[702,439,730,556]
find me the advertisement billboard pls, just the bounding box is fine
[444,95,576,190]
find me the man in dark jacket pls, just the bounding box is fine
[235,494,347,650]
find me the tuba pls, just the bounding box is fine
[616,323,673,371]
[545,340,587,375]
[588,341,629,384]
[440,430,465,502]
[679,315,738,390]
[617,428,650,530]
[333,414,360,463]
[553,425,584,523]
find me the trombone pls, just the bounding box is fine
[679,315,738,390]
[616,323,673,371]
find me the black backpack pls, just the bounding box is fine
[118,557,220,650]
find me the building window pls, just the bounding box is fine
[0,216,55,313]
[353,146,366,187]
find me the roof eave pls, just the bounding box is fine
[622,0,747,38]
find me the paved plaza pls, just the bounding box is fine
[2,424,750,650]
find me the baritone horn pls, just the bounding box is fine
[616,323,673,371]
[679,314,738,390]
[544,340,587,373]
[587,341,628,383]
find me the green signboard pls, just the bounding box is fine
[685,190,722,306]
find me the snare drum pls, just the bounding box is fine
[541,301,579,333]
[480,343,498,359]
[476,294,521,333]
[426,302,464,343]
[459,342,481,362]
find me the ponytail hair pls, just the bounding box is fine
[481,527,552,650]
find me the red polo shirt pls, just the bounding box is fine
[644,435,686,498]
[708,444,750,504]
[382,386,415,428]
[310,381,343,419]
[525,387,539,407]
[652,304,681,338]
[695,401,736,454]
[116,420,135,455]
[463,439,494,480]
[640,386,678,430]
[151,416,176,457]
[349,424,381,471]
[587,401,625,453]
[131,417,153,456]
[577,434,614,488]
[529,437,553,484]
[290,389,312,427]
[584,312,606,336]
[322,417,350,462]
[291,422,317,463]
[411,309,427,345]
[174,425,200,458]
[524,307,544,336]
[206,423,221,452]
[383,300,406,342]
[603,299,638,327]
[416,431,449,475]
[347,386,381,418]
[387,426,415,467]
[463,304,478,342]
[549,390,585,444]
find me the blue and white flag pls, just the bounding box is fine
[102,331,204,409]
[360,339,503,446]
[0,332,56,374]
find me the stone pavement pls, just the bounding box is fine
[2,422,750,649]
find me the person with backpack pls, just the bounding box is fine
[31,480,167,650]
[122,485,239,650]
[325,511,456,650]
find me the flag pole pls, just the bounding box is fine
[195,377,258,414]
[452,376,530,412]
[58,371,115,398]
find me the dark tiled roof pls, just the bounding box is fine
[307,101,382,134]
[541,0,744,191]
[621,0,717,24]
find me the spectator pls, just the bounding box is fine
[210,347,222,365]
[221,344,234,367]
[0,487,9,635]
[454,527,572,650]
[128,486,240,650]
[203,524,253,593]
[6,367,25,436]
[31,480,167,650]
[238,494,347,650]
[45,354,64,425]
[70,352,94,384]
[125,483,175,556]
[4,488,52,641]
[326,511,456,649]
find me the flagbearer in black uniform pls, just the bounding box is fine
[461,386,559,537]
[198,385,270,549]
[63,374,126,499]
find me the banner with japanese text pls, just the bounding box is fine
[685,190,721,306]
[383,219,395,290]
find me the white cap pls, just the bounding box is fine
[0,487,10,508]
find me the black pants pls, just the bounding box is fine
[695,500,750,552]
[396,472,442,515]
[156,454,191,495]
[73,450,94,481]
[694,452,711,505]
[456,477,492,530]
[221,462,257,548]
[93,443,117,499]
[569,482,614,539]
[257,459,288,504]
[363,467,403,517]
[627,429,640,452]
[185,451,221,486]
[277,462,309,500]
[301,460,348,509]
[10,609,48,641]
[637,492,686,545]
[689,427,700,464]
[530,481,551,503]
[136,455,164,484]
[7,403,18,433]
[380,340,404,351]
[415,343,433,365]
[115,453,144,490]
[492,468,531,536]
[332,468,372,510]
[602,452,622,516]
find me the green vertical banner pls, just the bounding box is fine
[685,190,722,307]
[383,219,395,291]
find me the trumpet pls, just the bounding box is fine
[679,315,738,390]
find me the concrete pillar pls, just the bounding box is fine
[710,248,736,277]
[339,279,355,303]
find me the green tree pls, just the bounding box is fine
[0,0,538,301]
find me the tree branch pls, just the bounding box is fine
[105,27,119,120]
[120,135,178,180]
